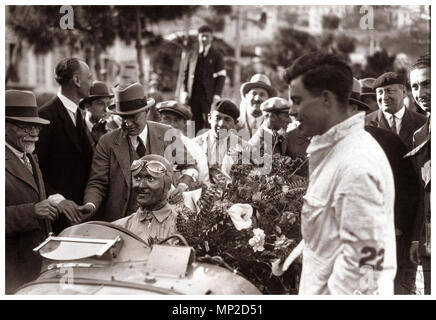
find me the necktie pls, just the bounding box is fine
[23,153,33,174]
[76,110,85,138]
[136,137,146,157]
[391,115,397,134]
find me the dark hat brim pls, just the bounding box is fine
[241,82,277,98]
[107,97,155,116]
[349,98,370,111]
[79,94,114,109]
[6,116,50,125]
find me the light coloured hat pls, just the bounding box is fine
[349,78,370,111]
[107,82,155,116]
[240,74,277,98]
[260,97,290,113]
[6,90,50,125]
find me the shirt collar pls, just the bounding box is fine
[199,44,211,56]
[383,106,406,120]
[6,142,25,159]
[246,111,264,127]
[57,91,79,115]
[307,112,365,154]
[129,123,148,147]
[138,203,172,224]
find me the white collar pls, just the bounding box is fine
[130,123,148,147]
[383,106,406,120]
[57,91,78,115]
[199,44,211,56]
[246,110,264,127]
[307,112,365,154]
[6,142,25,159]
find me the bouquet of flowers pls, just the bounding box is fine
[176,154,308,294]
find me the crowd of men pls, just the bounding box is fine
[5,24,431,296]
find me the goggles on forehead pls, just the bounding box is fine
[130,159,167,178]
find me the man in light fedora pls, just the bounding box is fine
[5,90,55,293]
[36,57,94,234]
[79,82,198,222]
[237,74,277,139]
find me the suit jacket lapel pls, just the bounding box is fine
[399,108,415,143]
[5,147,39,194]
[28,154,46,200]
[112,129,132,185]
[147,122,165,155]
[55,98,83,152]
[377,110,391,130]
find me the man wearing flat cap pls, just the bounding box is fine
[36,57,94,233]
[195,99,252,180]
[182,25,226,133]
[156,100,210,184]
[365,71,426,151]
[249,97,291,156]
[113,155,178,243]
[79,81,119,147]
[80,82,198,222]
[5,90,55,293]
[237,74,277,139]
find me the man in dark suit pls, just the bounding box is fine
[79,83,198,222]
[182,25,226,133]
[36,57,94,234]
[249,97,291,156]
[5,90,56,293]
[406,53,431,294]
[365,72,427,151]
[79,81,118,148]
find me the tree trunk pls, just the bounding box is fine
[93,34,101,81]
[175,14,191,101]
[135,10,145,85]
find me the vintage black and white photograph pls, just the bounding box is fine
[4,4,431,298]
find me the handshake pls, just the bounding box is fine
[38,194,97,225]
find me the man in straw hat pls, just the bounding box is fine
[79,82,198,222]
[5,90,54,293]
[79,81,119,147]
[35,57,94,233]
[237,74,277,139]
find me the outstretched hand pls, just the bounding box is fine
[34,199,58,221]
[57,199,82,225]
[77,203,96,222]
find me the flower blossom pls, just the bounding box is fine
[249,228,265,252]
[228,203,253,231]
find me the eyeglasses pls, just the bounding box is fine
[8,121,43,133]
[130,159,167,177]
